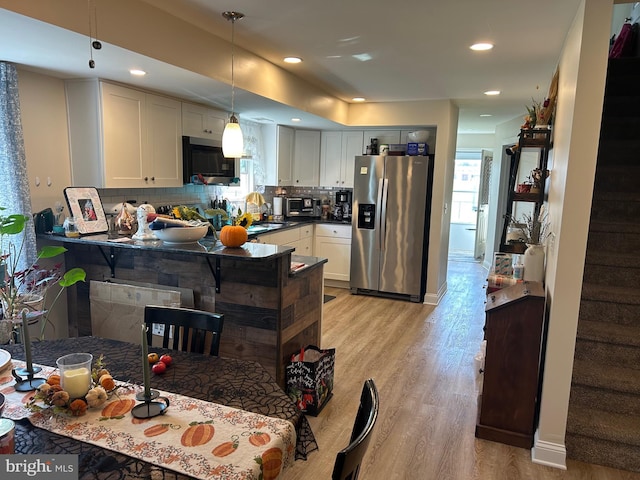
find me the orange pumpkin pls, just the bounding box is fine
[181,421,215,446]
[144,424,170,437]
[249,431,271,447]
[101,399,136,418]
[259,447,283,480]
[212,438,239,457]
[219,225,248,248]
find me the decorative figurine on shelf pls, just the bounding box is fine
[115,202,136,236]
[132,204,157,241]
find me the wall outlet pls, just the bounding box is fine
[152,324,165,336]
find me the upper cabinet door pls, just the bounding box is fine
[320,131,342,187]
[293,129,320,186]
[146,94,183,187]
[341,131,364,188]
[277,126,294,186]
[182,102,226,140]
[101,83,147,188]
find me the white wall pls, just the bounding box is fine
[532,0,611,468]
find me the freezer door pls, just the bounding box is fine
[350,156,384,291]
[379,156,430,297]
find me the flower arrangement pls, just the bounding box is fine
[27,355,124,416]
[523,98,553,129]
[509,207,550,245]
[0,207,86,340]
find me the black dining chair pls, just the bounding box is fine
[332,378,380,480]
[144,305,224,356]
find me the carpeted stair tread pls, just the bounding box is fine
[581,282,640,305]
[588,221,640,234]
[572,358,640,394]
[585,249,640,268]
[577,320,640,350]
[566,405,640,447]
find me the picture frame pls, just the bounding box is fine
[63,187,109,235]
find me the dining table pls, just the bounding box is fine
[0,336,318,479]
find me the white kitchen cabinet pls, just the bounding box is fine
[293,129,320,186]
[314,224,352,283]
[256,224,314,256]
[66,79,183,188]
[263,125,294,186]
[181,102,226,140]
[320,130,363,188]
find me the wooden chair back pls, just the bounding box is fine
[144,305,224,356]
[332,378,380,480]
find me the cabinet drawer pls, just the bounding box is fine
[315,223,352,239]
[298,224,314,239]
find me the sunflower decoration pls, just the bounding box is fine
[235,210,253,228]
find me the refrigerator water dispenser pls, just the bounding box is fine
[357,204,376,229]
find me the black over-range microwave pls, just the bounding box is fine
[182,136,240,185]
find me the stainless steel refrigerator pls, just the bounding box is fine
[350,155,433,302]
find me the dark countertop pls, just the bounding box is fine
[41,233,327,273]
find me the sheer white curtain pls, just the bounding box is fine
[0,61,36,271]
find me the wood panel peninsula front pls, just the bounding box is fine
[50,234,326,387]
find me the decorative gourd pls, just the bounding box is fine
[220,225,248,248]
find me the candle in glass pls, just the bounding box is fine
[21,311,32,373]
[141,324,151,399]
[62,367,91,398]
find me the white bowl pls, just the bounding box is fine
[407,130,430,143]
[154,225,208,243]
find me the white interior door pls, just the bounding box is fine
[474,150,493,259]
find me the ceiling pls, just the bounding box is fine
[1,1,587,133]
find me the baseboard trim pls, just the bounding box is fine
[531,430,567,470]
[424,280,447,305]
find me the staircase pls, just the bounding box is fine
[565,58,640,472]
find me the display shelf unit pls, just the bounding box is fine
[500,128,552,253]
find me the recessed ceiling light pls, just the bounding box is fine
[352,53,372,62]
[291,118,301,122]
[480,114,492,117]
[470,43,494,51]
[484,90,501,96]
[130,69,146,76]
[352,97,366,102]
[284,57,302,64]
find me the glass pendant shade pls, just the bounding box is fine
[222,115,244,158]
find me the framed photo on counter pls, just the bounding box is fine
[63,187,108,235]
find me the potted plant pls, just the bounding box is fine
[509,208,551,282]
[0,207,86,343]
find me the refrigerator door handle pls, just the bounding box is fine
[379,178,388,250]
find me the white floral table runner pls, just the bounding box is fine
[0,361,296,480]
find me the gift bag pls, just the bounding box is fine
[286,345,335,415]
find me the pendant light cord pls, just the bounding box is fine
[230,16,235,115]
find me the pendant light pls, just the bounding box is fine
[222,11,245,158]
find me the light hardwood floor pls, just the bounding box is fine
[284,259,640,480]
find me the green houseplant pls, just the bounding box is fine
[0,207,86,342]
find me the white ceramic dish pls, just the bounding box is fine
[407,130,430,143]
[154,225,208,243]
[0,349,11,372]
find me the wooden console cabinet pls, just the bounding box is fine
[476,281,545,448]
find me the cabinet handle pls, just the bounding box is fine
[144,176,149,182]
[151,176,155,182]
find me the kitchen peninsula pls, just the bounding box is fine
[48,234,326,387]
